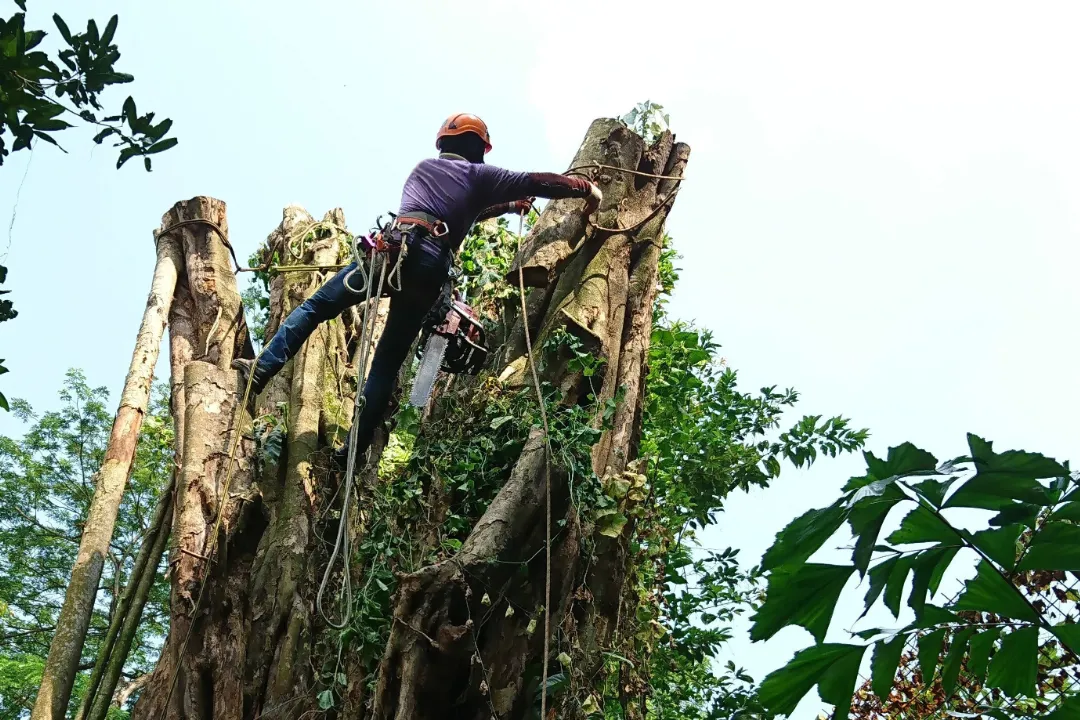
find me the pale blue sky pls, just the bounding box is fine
[3,1,1080,716]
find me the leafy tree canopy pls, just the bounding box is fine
[1,0,177,169]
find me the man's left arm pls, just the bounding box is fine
[475,198,534,223]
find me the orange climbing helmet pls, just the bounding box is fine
[435,113,492,153]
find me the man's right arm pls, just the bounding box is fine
[480,166,602,213]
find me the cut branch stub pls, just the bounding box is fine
[161,197,242,369]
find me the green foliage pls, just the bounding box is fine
[0,370,173,717]
[1,0,176,169]
[313,220,865,718]
[753,433,1080,717]
[620,101,671,144]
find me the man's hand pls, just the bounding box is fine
[513,197,535,215]
[584,182,603,216]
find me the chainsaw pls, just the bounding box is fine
[408,281,489,407]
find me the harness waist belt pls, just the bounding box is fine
[395,212,449,238]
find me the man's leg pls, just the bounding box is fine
[238,262,363,393]
[336,237,451,465]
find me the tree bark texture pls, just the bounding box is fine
[132,121,688,720]
[31,231,183,720]
[134,206,398,719]
[76,481,174,720]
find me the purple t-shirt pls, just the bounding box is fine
[398,155,534,248]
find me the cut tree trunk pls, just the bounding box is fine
[133,206,398,720]
[31,230,183,720]
[131,120,688,720]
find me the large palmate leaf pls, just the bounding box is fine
[1019,522,1080,571]
[952,561,1038,621]
[760,501,847,571]
[986,626,1039,697]
[758,643,866,715]
[750,564,854,642]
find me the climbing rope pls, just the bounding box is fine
[317,243,390,630]
[515,209,555,720]
[564,161,686,234]
[158,218,242,273]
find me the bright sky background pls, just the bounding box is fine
[3,1,1080,717]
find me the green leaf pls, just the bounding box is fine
[970,524,1023,570]
[913,477,955,508]
[945,435,1063,509]
[966,627,1001,683]
[33,119,72,132]
[15,0,26,11]
[941,626,976,698]
[23,29,44,51]
[870,635,905,701]
[101,15,118,45]
[1051,501,1080,523]
[145,137,178,155]
[760,501,846,571]
[847,486,905,575]
[953,561,1037,620]
[917,627,946,686]
[144,157,151,172]
[317,689,333,710]
[52,14,73,44]
[0,391,8,412]
[116,145,141,169]
[758,643,866,715]
[885,505,961,546]
[596,510,627,538]
[986,626,1038,697]
[863,555,899,614]
[969,433,1068,481]
[1051,622,1080,655]
[989,502,1041,528]
[92,128,117,144]
[123,96,137,122]
[1018,522,1080,571]
[909,548,957,617]
[927,546,960,597]
[884,554,916,618]
[910,605,961,629]
[864,442,938,480]
[750,564,854,642]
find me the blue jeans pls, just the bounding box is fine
[254,234,452,454]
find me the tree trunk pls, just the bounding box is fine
[132,121,688,720]
[76,480,174,720]
[31,230,183,720]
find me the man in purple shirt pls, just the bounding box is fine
[234,113,601,468]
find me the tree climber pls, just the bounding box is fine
[234,113,602,468]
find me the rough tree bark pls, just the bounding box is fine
[31,230,183,720]
[130,120,687,720]
[133,205,399,719]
